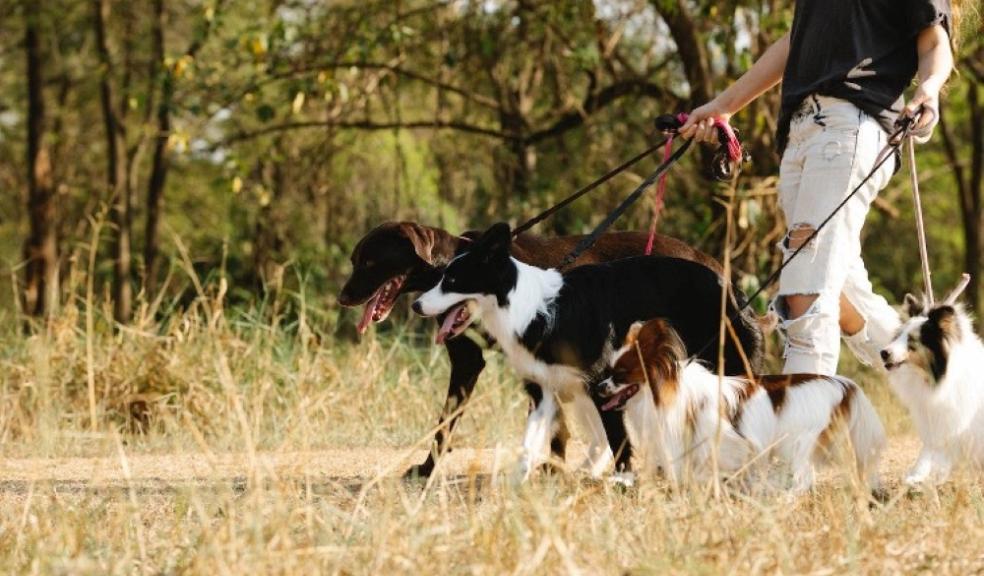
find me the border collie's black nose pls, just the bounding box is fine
[412,301,423,315]
[880,349,890,362]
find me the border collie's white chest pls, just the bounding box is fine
[478,260,587,397]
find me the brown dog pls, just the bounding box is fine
[338,221,746,478]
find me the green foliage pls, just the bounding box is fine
[0,0,980,328]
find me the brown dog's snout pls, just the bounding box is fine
[337,286,355,307]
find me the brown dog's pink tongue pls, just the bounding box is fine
[435,304,467,344]
[357,294,380,334]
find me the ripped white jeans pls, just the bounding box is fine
[776,95,901,375]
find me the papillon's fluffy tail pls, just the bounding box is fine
[842,380,886,491]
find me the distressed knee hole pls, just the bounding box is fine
[785,224,818,250]
[779,293,820,321]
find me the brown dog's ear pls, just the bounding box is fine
[904,293,924,318]
[398,222,438,265]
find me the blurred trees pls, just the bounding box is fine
[0,0,979,328]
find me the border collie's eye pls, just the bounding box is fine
[445,276,456,288]
[364,260,376,268]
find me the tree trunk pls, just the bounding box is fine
[145,0,168,298]
[966,82,983,313]
[650,0,712,106]
[93,0,132,323]
[22,0,59,319]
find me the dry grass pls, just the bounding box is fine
[1,291,983,575]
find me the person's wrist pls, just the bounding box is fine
[917,77,944,99]
[713,95,738,119]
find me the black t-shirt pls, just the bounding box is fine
[777,0,950,153]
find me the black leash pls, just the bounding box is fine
[512,137,671,237]
[559,138,694,269]
[690,115,920,365]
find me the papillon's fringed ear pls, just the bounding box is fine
[478,222,513,257]
[904,293,925,318]
[625,321,645,346]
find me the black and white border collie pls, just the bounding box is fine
[596,318,885,493]
[412,222,762,480]
[881,276,984,485]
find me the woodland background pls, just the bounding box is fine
[1,0,981,334]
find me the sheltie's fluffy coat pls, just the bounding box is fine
[881,292,984,485]
[596,319,885,492]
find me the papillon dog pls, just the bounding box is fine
[596,318,885,493]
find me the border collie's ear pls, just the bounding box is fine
[904,293,924,318]
[477,222,513,258]
[624,321,645,346]
[398,222,438,265]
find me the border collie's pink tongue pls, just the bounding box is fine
[357,292,381,334]
[436,304,471,344]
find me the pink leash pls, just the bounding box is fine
[644,113,743,255]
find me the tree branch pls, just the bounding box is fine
[527,79,680,144]
[215,118,517,149]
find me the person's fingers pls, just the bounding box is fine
[902,95,928,118]
[698,119,717,144]
[691,121,706,143]
[915,106,937,130]
[680,113,700,134]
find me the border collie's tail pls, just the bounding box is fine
[727,287,766,374]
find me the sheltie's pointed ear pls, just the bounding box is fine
[904,293,924,318]
[476,222,513,259]
[624,321,645,347]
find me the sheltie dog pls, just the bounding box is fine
[412,223,762,480]
[596,318,885,493]
[881,275,984,485]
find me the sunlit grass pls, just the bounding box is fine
[0,288,982,574]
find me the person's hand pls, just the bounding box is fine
[679,99,732,144]
[902,83,941,144]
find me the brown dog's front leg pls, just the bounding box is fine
[404,334,485,479]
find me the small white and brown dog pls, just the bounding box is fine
[594,318,885,493]
[881,275,984,486]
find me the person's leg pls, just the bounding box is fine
[775,99,891,375]
[841,257,903,368]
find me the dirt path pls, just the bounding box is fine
[0,436,923,491]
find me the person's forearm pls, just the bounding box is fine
[716,32,790,115]
[915,25,953,95]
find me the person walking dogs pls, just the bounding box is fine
[681,1,960,375]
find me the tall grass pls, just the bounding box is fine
[1,280,982,574]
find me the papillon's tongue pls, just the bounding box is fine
[601,384,640,411]
[435,304,468,344]
[357,293,381,334]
